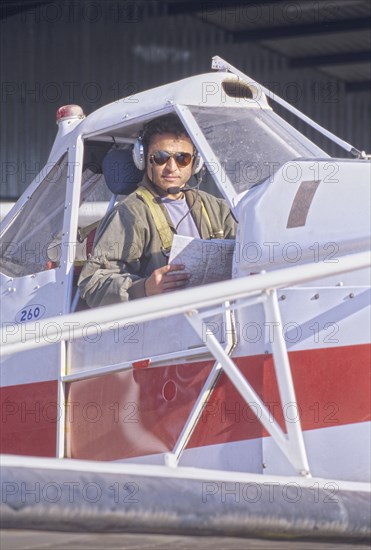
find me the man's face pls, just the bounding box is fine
[146,133,194,199]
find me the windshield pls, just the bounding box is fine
[0,155,68,277]
[189,106,329,194]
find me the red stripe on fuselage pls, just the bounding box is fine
[0,380,58,456]
[65,344,370,461]
[1,345,369,459]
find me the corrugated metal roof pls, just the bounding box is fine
[190,0,370,31]
[266,29,370,58]
[173,0,371,87]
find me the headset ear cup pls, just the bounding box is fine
[132,138,146,171]
[192,152,204,175]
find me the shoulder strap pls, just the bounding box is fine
[136,187,174,250]
[200,201,213,236]
[137,187,215,248]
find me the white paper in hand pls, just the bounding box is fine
[169,235,235,287]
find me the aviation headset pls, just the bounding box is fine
[132,122,204,175]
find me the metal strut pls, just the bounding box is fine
[165,301,237,467]
[184,290,311,477]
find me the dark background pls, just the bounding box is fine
[1,0,370,199]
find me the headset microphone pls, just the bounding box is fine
[167,186,193,195]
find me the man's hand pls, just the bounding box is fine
[144,264,191,296]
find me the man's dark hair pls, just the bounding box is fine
[142,114,191,148]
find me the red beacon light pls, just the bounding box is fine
[56,104,85,124]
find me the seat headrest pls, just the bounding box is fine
[102,148,144,195]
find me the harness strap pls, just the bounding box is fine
[201,201,213,237]
[77,220,100,243]
[136,187,214,250]
[136,187,174,250]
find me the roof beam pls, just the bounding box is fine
[345,81,371,93]
[289,50,371,68]
[0,1,50,20]
[165,0,282,16]
[232,17,371,42]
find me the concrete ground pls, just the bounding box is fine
[1,531,370,550]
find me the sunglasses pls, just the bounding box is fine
[149,150,194,167]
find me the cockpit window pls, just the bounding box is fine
[0,154,68,277]
[189,106,329,194]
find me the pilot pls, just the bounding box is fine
[78,114,237,307]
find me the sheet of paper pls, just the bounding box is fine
[168,235,235,287]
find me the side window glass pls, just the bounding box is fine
[0,154,68,277]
